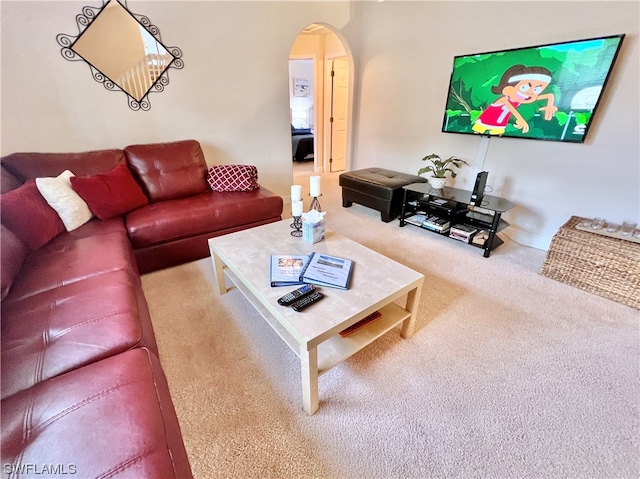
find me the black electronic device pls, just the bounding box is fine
[277,284,317,306]
[291,291,325,312]
[420,197,469,218]
[470,171,488,206]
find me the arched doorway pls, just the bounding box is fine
[289,24,352,173]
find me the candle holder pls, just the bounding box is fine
[290,215,302,236]
[309,194,322,212]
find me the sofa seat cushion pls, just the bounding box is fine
[125,140,209,202]
[1,348,193,479]
[5,226,136,302]
[65,216,126,240]
[126,188,284,249]
[1,267,157,399]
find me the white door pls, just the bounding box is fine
[328,57,348,172]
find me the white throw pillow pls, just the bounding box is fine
[35,170,93,231]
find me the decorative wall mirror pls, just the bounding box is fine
[57,0,183,111]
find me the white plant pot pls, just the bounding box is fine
[429,177,446,189]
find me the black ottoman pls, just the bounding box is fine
[339,168,427,222]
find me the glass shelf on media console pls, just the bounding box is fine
[399,182,516,258]
[401,183,515,212]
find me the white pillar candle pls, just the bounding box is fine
[292,200,303,217]
[291,184,302,201]
[310,176,321,197]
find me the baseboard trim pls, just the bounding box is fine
[502,227,551,252]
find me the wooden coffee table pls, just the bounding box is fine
[208,220,424,414]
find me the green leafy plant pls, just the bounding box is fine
[418,154,469,179]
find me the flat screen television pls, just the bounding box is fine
[441,34,625,143]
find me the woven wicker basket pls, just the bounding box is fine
[541,216,640,310]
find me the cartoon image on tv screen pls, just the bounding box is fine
[442,35,624,143]
[471,65,558,135]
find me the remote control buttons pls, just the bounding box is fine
[291,291,325,312]
[277,284,316,306]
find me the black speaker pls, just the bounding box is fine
[470,171,488,205]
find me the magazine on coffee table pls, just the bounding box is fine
[270,254,310,286]
[299,252,354,290]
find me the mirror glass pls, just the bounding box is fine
[70,0,175,102]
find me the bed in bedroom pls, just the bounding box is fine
[291,125,314,161]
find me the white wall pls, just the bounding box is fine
[345,1,639,249]
[0,1,354,199]
[2,1,638,250]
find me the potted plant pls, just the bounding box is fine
[418,153,469,189]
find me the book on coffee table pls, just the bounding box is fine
[299,252,354,290]
[339,311,382,337]
[270,254,310,286]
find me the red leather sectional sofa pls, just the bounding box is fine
[0,140,283,478]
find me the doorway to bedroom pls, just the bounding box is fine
[289,24,351,174]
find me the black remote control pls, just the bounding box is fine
[277,284,317,306]
[291,291,325,312]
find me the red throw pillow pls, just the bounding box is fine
[0,180,65,251]
[207,165,259,192]
[70,164,149,219]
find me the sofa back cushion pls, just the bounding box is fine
[0,180,65,251]
[124,140,208,202]
[1,225,28,300]
[1,149,127,194]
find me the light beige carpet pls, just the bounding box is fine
[141,171,639,479]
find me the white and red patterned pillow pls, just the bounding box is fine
[207,165,259,192]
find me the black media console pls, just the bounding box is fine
[399,183,515,258]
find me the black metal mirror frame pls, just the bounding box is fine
[56,0,184,111]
